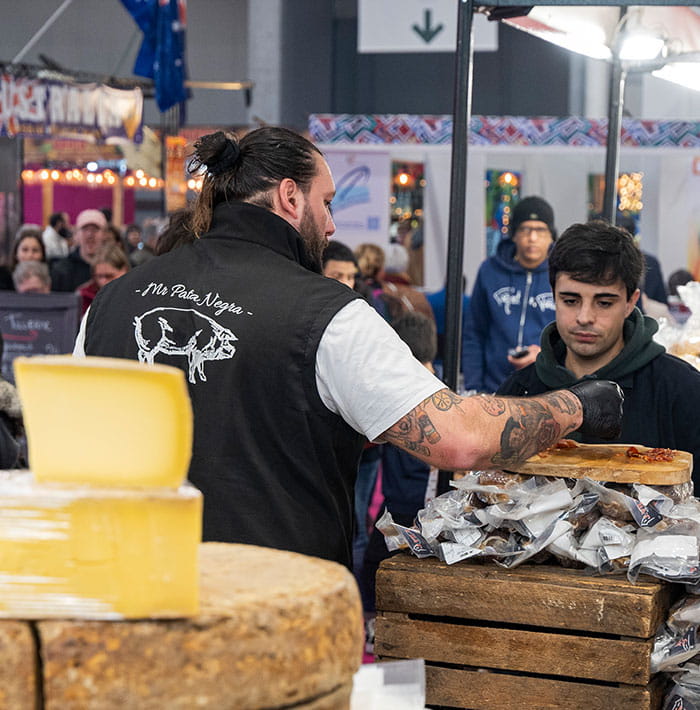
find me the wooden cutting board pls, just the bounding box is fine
[507,443,692,484]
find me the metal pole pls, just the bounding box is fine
[602,8,628,224]
[13,0,75,64]
[438,0,474,496]
[443,0,475,392]
[602,59,626,223]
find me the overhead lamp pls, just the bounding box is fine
[618,33,666,62]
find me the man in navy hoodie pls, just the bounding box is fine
[463,196,557,393]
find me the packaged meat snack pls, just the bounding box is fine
[629,523,700,584]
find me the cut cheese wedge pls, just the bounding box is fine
[0,472,202,619]
[14,355,193,488]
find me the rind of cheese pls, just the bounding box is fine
[0,472,202,619]
[14,355,193,488]
[38,543,363,710]
[0,621,36,710]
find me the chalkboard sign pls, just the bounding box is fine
[0,292,81,384]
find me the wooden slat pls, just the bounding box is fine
[509,443,691,484]
[423,665,665,710]
[376,556,673,638]
[375,614,652,684]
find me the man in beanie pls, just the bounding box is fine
[51,209,109,292]
[462,195,557,393]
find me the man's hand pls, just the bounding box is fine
[568,380,624,440]
[507,344,540,370]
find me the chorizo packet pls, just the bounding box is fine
[665,665,700,710]
[663,683,700,710]
[375,510,436,558]
[628,522,700,584]
[652,623,700,673]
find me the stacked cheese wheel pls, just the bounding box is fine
[6,356,201,619]
[1,356,363,709]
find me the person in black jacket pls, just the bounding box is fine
[497,220,700,493]
[75,128,624,567]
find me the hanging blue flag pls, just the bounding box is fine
[120,0,189,113]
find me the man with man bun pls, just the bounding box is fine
[76,127,623,568]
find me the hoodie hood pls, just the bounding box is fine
[535,307,665,389]
[495,237,551,274]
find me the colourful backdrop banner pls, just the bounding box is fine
[0,74,143,143]
[310,114,700,149]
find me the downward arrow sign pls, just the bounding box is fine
[412,9,444,44]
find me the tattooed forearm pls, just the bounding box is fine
[382,396,446,456]
[489,391,583,467]
[543,390,578,415]
[491,399,562,467]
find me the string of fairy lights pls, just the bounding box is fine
[21,168,166,191]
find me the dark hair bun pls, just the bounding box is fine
[192,131,241,175]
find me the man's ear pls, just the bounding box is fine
[273,177,302,223]
[626,288,641,315]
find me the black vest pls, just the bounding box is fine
[86,202,364,567]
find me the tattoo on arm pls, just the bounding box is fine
[383,389,461,456]
[490,389,581,467]
[431,389,462,411]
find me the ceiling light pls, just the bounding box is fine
[619,34,666,62]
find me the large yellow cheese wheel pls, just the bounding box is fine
[14,355,193,488]
[0,472,202,619]
[37,543,363,709]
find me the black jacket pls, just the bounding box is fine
[497,309,700,493]
[85,202,364,566]
[50,249,91,292]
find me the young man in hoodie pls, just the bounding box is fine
[462,196,557,393]
[497,220,700,493]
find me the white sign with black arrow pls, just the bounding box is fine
[358,0,497,54]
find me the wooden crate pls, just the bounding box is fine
[375,554,678,710]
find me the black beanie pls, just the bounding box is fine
[510,196,556,239]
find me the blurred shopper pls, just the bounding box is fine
[0,334,23,468]
[51,209,108,292]
[123,223,144,255]
[322,240,358,289]
[77,244,131,314]
[42,212,71,261]
[463,196,557,393]
[76,127,623,568]
[426,276,470,380]
[497,220,700,493]
[381,243,435,323]
[13,261,51,294]
[11,225,46,272]
[130,218,159,267]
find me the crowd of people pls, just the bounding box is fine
[0,207,171,302]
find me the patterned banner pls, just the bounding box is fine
[310,114,700,149]
[0,74,143,143]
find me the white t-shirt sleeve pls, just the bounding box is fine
[73,308,88,357]
[316,299,445,441]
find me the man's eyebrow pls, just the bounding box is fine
[557,290,621,299]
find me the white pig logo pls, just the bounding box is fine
[133,307,237,384]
